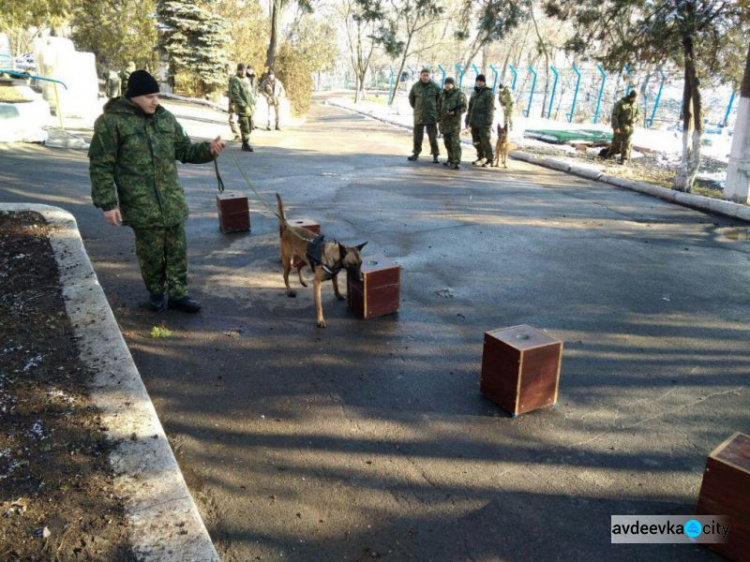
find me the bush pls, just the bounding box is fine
[274,44,313,117]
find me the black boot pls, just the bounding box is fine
[407,154,419,161]
[432,155,439,163]
[242,142,254,152]
[168,296,202,313]
[148,293,167,312]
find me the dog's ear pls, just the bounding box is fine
[338,242,348,258]
[356,242,368,251]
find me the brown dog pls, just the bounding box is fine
[277,194,367,328]
[492,124,510,168]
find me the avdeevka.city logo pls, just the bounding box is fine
[684,519,703,539]
[611,515,730,544]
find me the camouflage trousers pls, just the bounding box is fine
[133,223,188,299]
[238,114,252,142]
[228,111,240,137]
[267,103,281,129]
[443,131,462,164]
[471,126,493,162]
[413,123,439,157]
[503,107,514,131]
[606,127,634,162]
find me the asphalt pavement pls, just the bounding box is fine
[1,96,749,561]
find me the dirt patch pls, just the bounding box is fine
[0,211,135,561]
[520,140,736,202]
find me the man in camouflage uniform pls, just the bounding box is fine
[88,70,225,313]
[407,67,441,163]
[465,74,494,167]
[226,64,241,140]
[260,70,285,130]
[105,69,121,99]
[437,77,467,170]
[119,61,135,96]
[498,83,514,131]
[229,63,255,152]
[605,90,640,164]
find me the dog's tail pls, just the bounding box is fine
[276,193,286,233]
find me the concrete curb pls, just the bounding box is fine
[0,204,220,562]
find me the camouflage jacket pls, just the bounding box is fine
[88,97,213,228]
[498,87,514,110]
[229,74,255,116]
[408,80,441,125]
[437,87,467,134]
[466,86,495,128]
[611,96,640,131]
[261,77,285,105]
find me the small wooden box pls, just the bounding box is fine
[280,217,320,238]
[347,255,400,319]
[216,191,250,233]
[696,432,750,561]
[480,325,562,416]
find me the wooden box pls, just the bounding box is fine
[216,191,250,233]
[696,432,750,561]
[480,325,562,416]
[347,255,400,319]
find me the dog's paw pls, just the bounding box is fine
[317,319,327,328]
[286,290,297,298]
[300,281,308,288]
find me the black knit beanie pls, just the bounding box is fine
[126,70,159,98]
[444,77,455,85]
[476,74,486,83]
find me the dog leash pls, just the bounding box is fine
[217,148,315,243]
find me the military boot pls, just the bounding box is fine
[242,142,254,152]
[407,154,419,161]
[148,293,167,312]
[168,296,202,313]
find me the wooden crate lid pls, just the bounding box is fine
[485,324,562,352]
[360,254,400,274]
[216,190,247,200]
[709,432,750,474]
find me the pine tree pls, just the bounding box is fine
[156,0,229,95]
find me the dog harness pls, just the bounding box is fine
[306,235,342,278]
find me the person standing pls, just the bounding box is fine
[465,74,494,167]
[246,65,259,131]
[119,61,135,96]
[407,67,441,163]
[105,68,121,99]
[88,70,225,313]
[226,64,241,141]
[498,83,514,131]
[438,77,467,170]
[261,70,285,130]
[229,63,256,152]
[605,90,640,164]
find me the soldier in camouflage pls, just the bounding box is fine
[407,67,441,163]
[260,70,285,130]
[498,83,514,131]
[465,74,494,167]
[229,63,256,152]
[118,61,135,96]
[606,90,640,164]
[437,77,467,170]
[88,70,225,313]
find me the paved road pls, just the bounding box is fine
[1,97,749,561]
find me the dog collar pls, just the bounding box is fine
[306,235,343,278]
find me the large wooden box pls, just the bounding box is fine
[480,325,562,416]
[696,432,750,561]
[347,255,400,319]
[216,191,250,233]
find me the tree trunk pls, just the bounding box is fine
[266,0,281,69]
[389,34,414,106]
[674,39,702,193]
[724,44,750,202]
